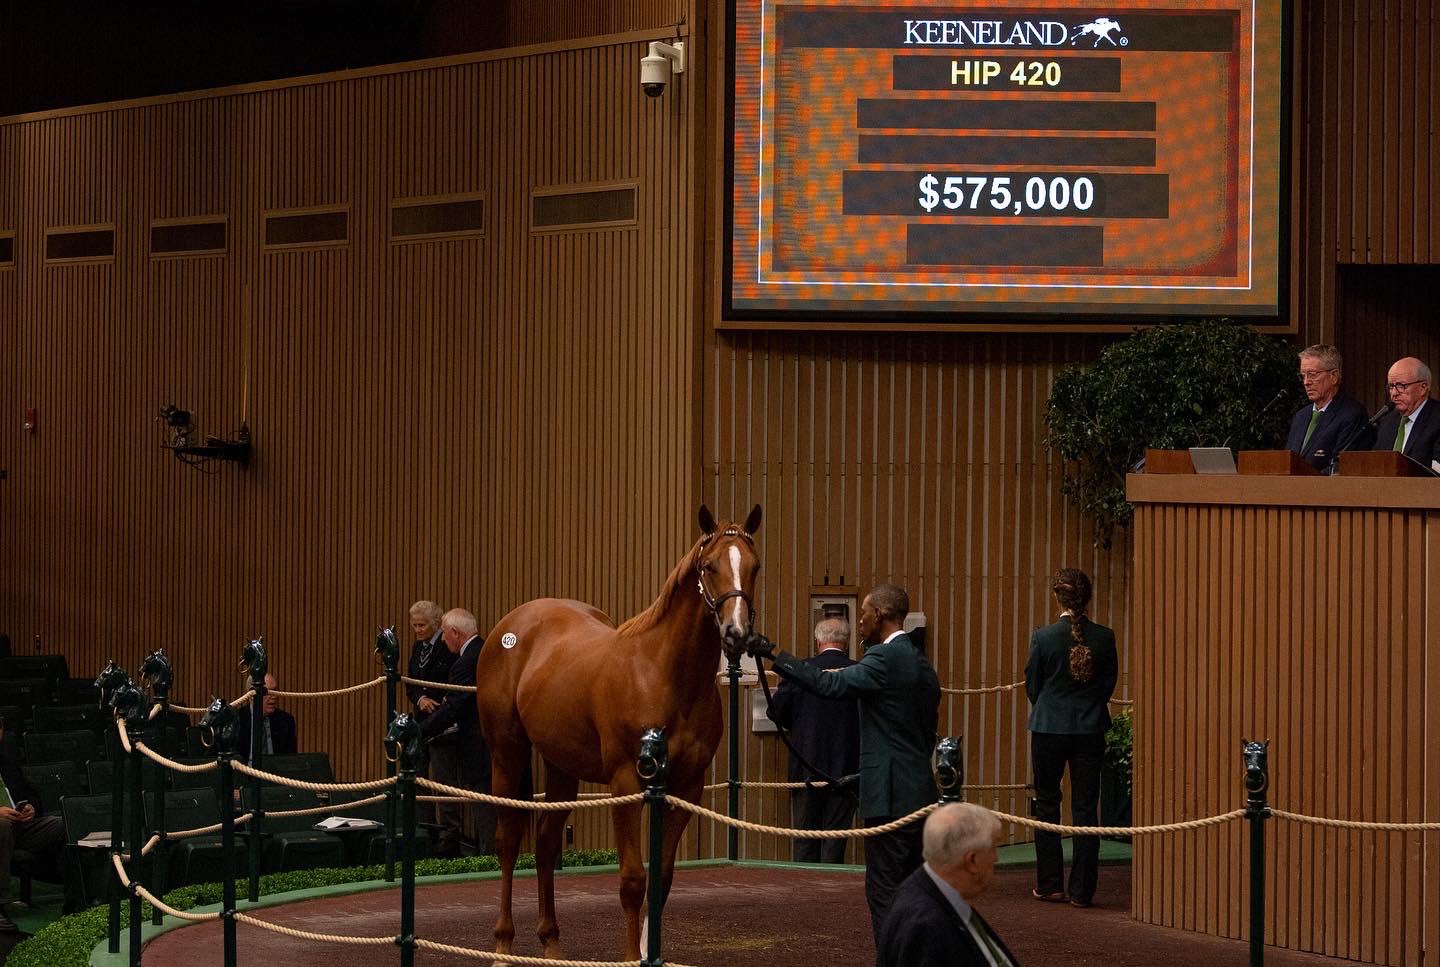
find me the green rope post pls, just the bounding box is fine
[386,711,422,967]
[638,727,669,967]
[376,626,401,883]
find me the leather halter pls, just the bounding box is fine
[696,527,756,624]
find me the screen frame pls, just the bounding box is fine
[718,0,1296,333]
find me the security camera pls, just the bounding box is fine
[640,41,685,98]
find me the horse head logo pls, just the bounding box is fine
[374,625,400,672]
[1071,17,1126,47]
[385,712,425,765]
[932,736,965,801]
[636,727,669,784]
[1241,737,1269,800]
[140,649,174,699]
[200,697,238,753]
[108,679,151,727]
[239,637,267,682]
[95,661,130,708]
[696,504,764,662]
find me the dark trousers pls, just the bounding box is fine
[0,815,65,897]
[791,787,855,864]
[862,815,924,949]
[426,737,464,854]
[1032,730,1105,903]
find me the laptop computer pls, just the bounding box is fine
[1189,447,1238,474]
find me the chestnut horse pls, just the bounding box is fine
[475,505,762,960]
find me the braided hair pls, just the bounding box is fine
[1052,568,1095,683]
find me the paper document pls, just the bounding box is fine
[314,816,380,831]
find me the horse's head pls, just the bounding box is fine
[932,736,964,802]
[696,504,763,661]
[140,649,174,698]
[200,697,239,752]
[1241,737,1269,800]
[239,637,267,682]
[374,625,400,671]
[385,712,425,765]
[95,661,130,708]
[108,679,150,727]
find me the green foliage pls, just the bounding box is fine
[1104,708,1134,801]
[1044,320,1304,547]
[6,848,620,967]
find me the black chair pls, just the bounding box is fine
[56,678,101,706]
[86,757,164,797]
[0,705,22,735]
[20,760,87,808]
[147,789,245,887]
[242,787,345,873]
[0,655,69,688]
[326,792,433,865]
[32,704,106,733]
[167,757,222,795]
[183,726,209,756]
[264,752,335,783]
[23,729,100,765]
[0,679,52,723]
[61,793,133,908]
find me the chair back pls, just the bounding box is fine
[265,752,334,783]
[23,728,100,765]
[0,679,52,720]
[20,759,88,809]
[32,704,106,733]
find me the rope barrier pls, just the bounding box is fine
[1270,808,1440,831]
[664,797,939,838]
[400,675,477,693]
[267,794,387,819]
[942,681,1024,696]
[116,719,133,753]
[989,808,1246,837]
[111,855,220,922]
[136,742,218,773]
[230,690,256,709]
[231,911,395,946]
[270,676,386,699]
[417,778,645,812]
[232,761,397,794]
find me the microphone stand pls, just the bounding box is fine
[1324,402,1394,475]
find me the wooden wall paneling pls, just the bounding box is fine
[1426,515,1440,966]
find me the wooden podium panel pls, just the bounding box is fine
[1339,449,1433,477]
[1236,450,1319,475]
[1126,475,1440,965]
[1144,448,1194,473]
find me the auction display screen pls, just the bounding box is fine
[724,1,1288,326]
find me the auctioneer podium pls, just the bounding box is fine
[1127,454,1440,965]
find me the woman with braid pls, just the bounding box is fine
[1024,568,1119,908]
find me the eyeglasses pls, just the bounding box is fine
[1387,379,1427,392]
[1298,369,1336,383]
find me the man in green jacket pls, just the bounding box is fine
[750,584,941,946]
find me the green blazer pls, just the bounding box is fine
[1024,617,1119,735]
[771,632,940,820]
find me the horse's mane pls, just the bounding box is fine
[614,533,707,637]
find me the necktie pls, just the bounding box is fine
[969,910,1011,966]
[1301,408,1321,450]
[263,718,274,755]
[1394,416,1411,452]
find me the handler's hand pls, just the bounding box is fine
[417,696,439,714]
[0,807,21,823]
[16,804,35,822]
[746,633,777,661]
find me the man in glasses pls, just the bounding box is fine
[1371,357,1440,466]
[1287,344,1370,469]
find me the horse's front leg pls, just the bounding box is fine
[609,797,647,960]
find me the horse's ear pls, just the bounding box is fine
[698,505,717,535]
[744,504,763,535]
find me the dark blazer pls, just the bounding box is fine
[1371,399,1440,466]
[877,865,1019,967]
[235,707,298,762]
[772,632,940,820]
[421,635,489,788]
[1286,392,1370,469]
[0,751,47,816]
[1025,617,1118,735]
[768,648,860,782]
[405,632,456,718]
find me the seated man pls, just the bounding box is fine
[0,725,65,931]
[234,673,298,763]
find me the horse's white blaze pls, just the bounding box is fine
[727,545,746,627]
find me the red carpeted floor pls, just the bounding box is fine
[140,865,1355,966]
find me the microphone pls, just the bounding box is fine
[1325,401,1394,474]
[1221,387,1291,449]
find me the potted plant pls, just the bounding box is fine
[1045,320,1303,547]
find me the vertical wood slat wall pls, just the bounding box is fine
[1130,499,1439,966]
[1301,0,1438,345]
[0,32,698,791]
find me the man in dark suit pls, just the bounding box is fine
[420,607,494,856]
[1371,356,1440,467]
[234,673,298,764]
[751,584,941,946]
[768,616,859,863]
[0,726,65,931]
[406,599,460,843]
[1286,344,1370,469]
[877,803,1017,967]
